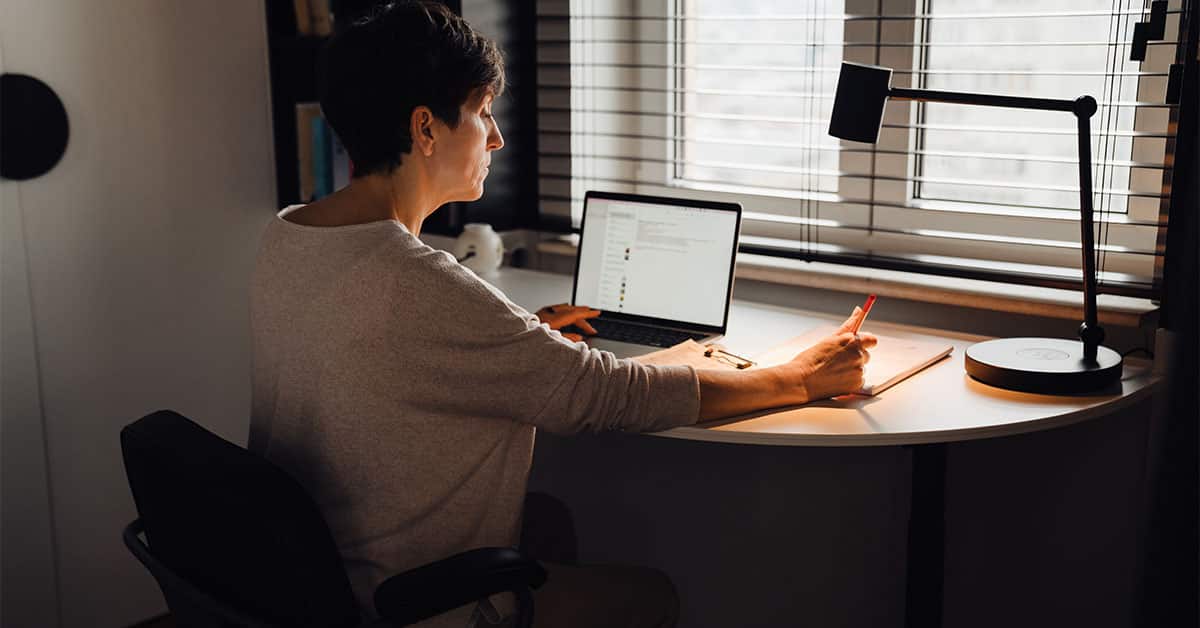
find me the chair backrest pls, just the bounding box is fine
[121,410,361,628]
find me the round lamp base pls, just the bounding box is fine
[964,337,1123,394]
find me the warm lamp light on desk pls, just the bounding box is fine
[827,61,1123,394]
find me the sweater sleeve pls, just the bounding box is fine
[394,248,701,435]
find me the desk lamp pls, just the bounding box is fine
[828,61,1123,393]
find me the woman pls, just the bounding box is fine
[249,2,876,627]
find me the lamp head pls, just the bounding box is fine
[828,62,893,143]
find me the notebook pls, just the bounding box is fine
[635,326,953,396]
[570,190,742,358]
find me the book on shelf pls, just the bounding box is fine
[292,0,313,35]
[295,102,352,203]
[295,103,320,202]
[332,131,351,191]
[311,115,332,199]
[293,0,333,36]
[309,0,333,36]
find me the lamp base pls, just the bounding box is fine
[964,337,1123,394]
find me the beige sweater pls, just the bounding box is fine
[249,208,701,626]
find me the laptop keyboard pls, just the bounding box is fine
[590,318,707,348]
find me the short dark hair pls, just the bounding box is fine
[317,1,505,178]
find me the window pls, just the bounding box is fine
[536,0,1180,298]
[675,0,845,196]
[916,0,1142,213]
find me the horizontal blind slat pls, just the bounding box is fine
[535,106,1175,137]
[539,152,1166,199]
[736,236,1154,297]
[538,9,1182,21]
[536,131,1169,168]
[536,173,1170,221]
[536,83,1174,109]
[535,192,1166,229]
[539,38,1177,48]
[539,61,1168,78]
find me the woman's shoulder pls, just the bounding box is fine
[396,239,493,295]
[392,240,536,325]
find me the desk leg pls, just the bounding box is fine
[905,443,947,628]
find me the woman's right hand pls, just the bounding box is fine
[534,303,601,342]
[695,310,879,422]
[785,308,878,402]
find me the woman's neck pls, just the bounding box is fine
[285,165,438,236]
[346,166,440,236]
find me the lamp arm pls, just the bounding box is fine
[1075,97,1105,362]
[890,86,1105,361]
[888,87,1079,113]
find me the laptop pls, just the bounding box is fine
[570,190,742,358]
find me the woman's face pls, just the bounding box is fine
[430,90,504,203]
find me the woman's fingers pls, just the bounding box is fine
[846,335,873,365]
[562,332,584,342]
[537,304,602,334]
[570,308,602,334]
[836,306,864,334]
[786,333,873,401]
[552,307,602,334]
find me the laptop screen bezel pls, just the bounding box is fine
[570,190,742,335]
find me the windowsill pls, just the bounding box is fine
[534,238,1158,329]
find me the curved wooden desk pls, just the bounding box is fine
[486,266,1157,627]
[489,266,1155,447]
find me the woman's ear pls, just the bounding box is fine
[410,106,436,157]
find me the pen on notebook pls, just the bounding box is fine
[850,294,877,335]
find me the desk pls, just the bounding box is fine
[485,267,1158,627]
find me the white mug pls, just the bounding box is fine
[452,223,505,275]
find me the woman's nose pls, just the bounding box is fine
[488,123,504,151]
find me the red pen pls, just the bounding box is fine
[850,294,877,334]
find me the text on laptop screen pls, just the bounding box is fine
[575,197,738,327]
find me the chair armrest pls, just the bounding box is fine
[373,547,547,626]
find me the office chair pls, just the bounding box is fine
[120,409,547,628]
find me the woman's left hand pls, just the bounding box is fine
[535,303,601,342]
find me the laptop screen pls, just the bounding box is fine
[573,193,740,328]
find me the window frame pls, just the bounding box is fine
[556,0,1174,298]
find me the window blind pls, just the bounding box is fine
[535,0,1184,299]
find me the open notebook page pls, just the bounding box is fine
[751,326,953,395]
[634,328,953,396]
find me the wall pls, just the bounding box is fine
[2,93,61,627]
[0,2,275,626]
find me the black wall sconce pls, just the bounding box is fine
[1,73,70,181]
